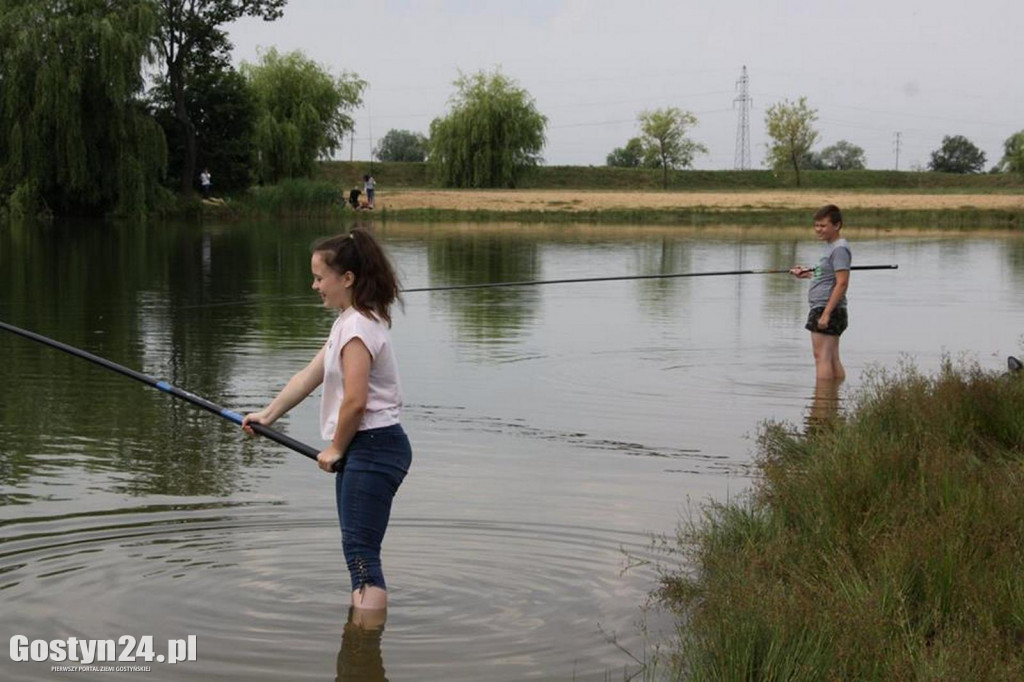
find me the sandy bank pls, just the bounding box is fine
[378,189,1024,213]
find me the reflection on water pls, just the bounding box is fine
[336,608,388,682]
[3,218,1024,680]
[804,378,843,435]
[0,501,663,681]
[426,232,540,348]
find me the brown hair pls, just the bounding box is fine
[813,204,843,227]
[313,228,402,326]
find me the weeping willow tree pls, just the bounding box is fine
[429,69,547,188]
[1000,130,1024,175]
[241,48,366,184]
[0,0,167,217]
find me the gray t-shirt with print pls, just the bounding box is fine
[807,238,851,308]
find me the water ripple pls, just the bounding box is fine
[1,503,665,681]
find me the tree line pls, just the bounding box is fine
[1,2,1022,217]
[608,96,1024,186]
[0,0,370,217]
[0,1,551,217]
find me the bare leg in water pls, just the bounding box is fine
[353,586,388,610]
[810,332,845,381]
[806,377,842,434]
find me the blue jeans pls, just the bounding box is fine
[335,423,412,592]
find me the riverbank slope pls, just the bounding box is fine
[655,360,1024,679]
[368,188,1024,228]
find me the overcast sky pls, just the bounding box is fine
[228,0,1024,171]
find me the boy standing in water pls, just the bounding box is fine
[790,204,851,381]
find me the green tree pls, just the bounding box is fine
[154,0,286,196]
[150,61,257,194]
[429,69,547,188]
[928,135,986,174]
[0,0,166,216]
[765,97,819,186]
[997,130,1024,174]
[606,137,646,168]
[374,129,429,162]
[799,150,827,170]
[241,48,366,183]
[818,140,867,170]
[638,108,708,188]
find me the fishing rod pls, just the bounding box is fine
[0,321,333,470]
[401,264,898,293]
[170,263,899,310]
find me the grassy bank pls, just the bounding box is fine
[189,174,1023,228]
[375,206,1022,230]
[656,360,1024,680]
[317,161,1024,192]
[186,179,349,218]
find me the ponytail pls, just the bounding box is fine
[313,229,402,325]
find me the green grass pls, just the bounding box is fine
[183,168,1022,226]
[317,161,430,189]
[655,359,1024,681]
[193,179,349,217]
[523,167,1024,192]
[316,161,1024,192]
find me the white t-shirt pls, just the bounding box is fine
[319,307,402,439]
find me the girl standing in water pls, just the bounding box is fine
[244,229,411,612]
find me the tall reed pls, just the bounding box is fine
[237,179,346,216]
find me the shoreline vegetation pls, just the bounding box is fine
[652,360,1024,680]
[178,162,1024,229]
[4,162,1022,228]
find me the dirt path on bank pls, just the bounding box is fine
[379,189,1024,213]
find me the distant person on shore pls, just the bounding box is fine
[348,186,363,210]
[363,174,375,209]
[199,169,212,199]
[790,204,851,381]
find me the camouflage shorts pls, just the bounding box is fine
[805,306,848,336]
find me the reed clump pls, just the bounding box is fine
[658,359,1024,680]
[233,179,346,216]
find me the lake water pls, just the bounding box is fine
[2,219,1023,680]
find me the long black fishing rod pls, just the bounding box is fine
[0,320,330,468]
[173,264,899,310]
[401,264,898,293]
